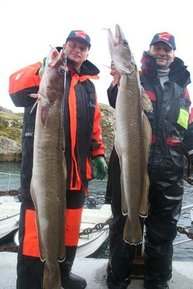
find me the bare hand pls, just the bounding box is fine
[110,62,121,86]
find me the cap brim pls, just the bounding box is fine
[67,37,91,48]
[151,40,173,50]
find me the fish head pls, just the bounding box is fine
[108,24,136,75]
[38,47,67,105]
[46,48,67,75]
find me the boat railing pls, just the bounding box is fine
[0,172,20,192]
[174,204,193,246]
[0,212,20,222]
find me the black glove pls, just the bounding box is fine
[93,156,108,180]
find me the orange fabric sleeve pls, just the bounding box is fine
[91,101,105,158]
[9,62,42,95]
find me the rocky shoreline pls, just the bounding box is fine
[0,190,20,197]
[0,103,115,163]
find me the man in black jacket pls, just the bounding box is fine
[105,32,193,289]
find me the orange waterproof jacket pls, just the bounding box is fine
[9,59,105,193]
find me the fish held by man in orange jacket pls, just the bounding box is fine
[108,24,152,245]
[30,47,67,289]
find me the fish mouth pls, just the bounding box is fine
[115,24,128,46]
[108,24,135,75]
[109,24,128,47]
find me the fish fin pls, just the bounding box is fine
[30,91,51,127]
[139,113,152,216]
[123,216,142,245]
[40,106,50,127]
[141,87,153,112]
[58,257,65,263]
[121,176,128,215]
[58,206,66,261]
[29,95,39,114]
[138,171,149,217]
[36,218,46,262]
[29,181,46,260]
[62,152,67,188]
[56,156,67,262]
[30,93,39,99]
[117,153,128,215]
[32,207,46,261]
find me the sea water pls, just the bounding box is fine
[0,162,21,192]
[88,177,193,261]
[173,180,193,261]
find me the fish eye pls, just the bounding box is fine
[122,40,128,46]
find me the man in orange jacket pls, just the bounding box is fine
[9,29,107,289]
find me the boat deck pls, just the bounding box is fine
[0,252,192,289]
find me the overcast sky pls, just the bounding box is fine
[0,0,192,113]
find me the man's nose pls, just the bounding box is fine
[160,48,167,54]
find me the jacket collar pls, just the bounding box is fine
[140,51,191,87]
[67,59,100,76]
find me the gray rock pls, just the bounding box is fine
[99,103,115,161]
[0,136,21,162]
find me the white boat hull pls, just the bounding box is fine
[0,196,21,239]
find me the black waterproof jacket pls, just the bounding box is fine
[108,52,193,181]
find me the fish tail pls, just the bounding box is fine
[43,262,61,289]
[58,241,66,262]
[123,216,142,245]
[121,179,128,215]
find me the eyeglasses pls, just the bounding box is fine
[67,41,88,52]
[151,44,173,53]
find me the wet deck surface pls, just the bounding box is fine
[0,252,193,289]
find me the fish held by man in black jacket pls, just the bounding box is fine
[108,24,152,245]
[30,47,67,289]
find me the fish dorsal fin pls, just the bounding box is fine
[140,87,153,113]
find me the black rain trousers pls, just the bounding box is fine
[105,147,183,285]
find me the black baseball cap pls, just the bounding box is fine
[150,32,176,50]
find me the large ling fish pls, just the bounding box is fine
[30,47,67,289]
[108,24,152,244]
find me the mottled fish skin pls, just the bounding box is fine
[108,24,152,245]
[30,48,67,289]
